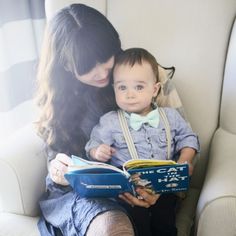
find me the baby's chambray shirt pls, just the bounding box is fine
[85,107,200,168]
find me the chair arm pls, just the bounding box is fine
[196,128,236,235]
[0,124,47,217]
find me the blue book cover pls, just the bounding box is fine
[65,156,189,198]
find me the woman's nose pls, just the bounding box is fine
[97,65,109,79]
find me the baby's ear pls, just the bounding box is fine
[153,82,161,96]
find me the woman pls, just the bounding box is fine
[36,4,159,236]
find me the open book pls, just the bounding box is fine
[64,155,189,198]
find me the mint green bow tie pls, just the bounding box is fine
[129,109,160,131]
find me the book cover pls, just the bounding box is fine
[64,155,189,198]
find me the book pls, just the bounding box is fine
[64,155,189,198]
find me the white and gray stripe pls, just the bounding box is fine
[0,0,46,111]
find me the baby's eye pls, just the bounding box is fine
[135,85,144,90]
[117,85,126,91]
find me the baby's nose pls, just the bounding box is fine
[126,89,135,98]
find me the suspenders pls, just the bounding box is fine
[117,108,171,160]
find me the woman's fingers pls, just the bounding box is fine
[119,189,160,208]
[49,153,72,185]
[56,153,73,166]
[119,192,151,208]
[119,193,136,206]
[136,188,160,206]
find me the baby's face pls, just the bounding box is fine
[113,61,160,116]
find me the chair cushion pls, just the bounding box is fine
[157,65,186,119]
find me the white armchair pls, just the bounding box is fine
[0,1,236,236]
[0,100,47,236]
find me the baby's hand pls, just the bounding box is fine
[90,144,116,162]
[187,162,194,176]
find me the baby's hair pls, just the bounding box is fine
[114,48,159,82]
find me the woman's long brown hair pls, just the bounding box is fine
[35,4,120,156]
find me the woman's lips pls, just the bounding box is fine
[96,78,109,84]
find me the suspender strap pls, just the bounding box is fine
[117,108,172,160]
[117,110,139,159]
[159,108,171,160]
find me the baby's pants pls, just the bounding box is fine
[121,193,178,236]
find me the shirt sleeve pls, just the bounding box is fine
[169,108,200,154]
[85,111,116,158]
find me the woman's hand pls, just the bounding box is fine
[49,153,73,186]
[119,188,160,208]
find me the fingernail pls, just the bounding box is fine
[136,188,141,193]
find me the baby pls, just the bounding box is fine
[85,48,200,236]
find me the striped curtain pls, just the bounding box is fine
[0,0,46,112]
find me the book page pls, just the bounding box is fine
[123,159,176,170]
[68,155,129,177]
